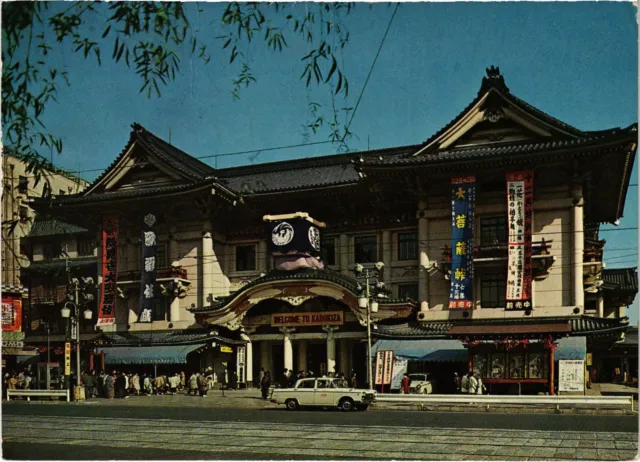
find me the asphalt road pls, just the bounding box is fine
[3,402,638,432]
[3,403,638,460]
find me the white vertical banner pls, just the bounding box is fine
[390,358,409,390]
[236,345,246,384]
[506,171,533,310]
[382,351,394,385]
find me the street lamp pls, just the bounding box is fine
[354,262,384,390]
[61,293,93,390]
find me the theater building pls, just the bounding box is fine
[36,67,636,392]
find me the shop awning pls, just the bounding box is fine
[372,339,467,362]
[2,347,38,356]
[97,344,206,365]
[555,336,587,361]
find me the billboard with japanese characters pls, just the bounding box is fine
[448,175,476,309]
[506,171,533,310]
[1,294,22,332]
[98,216,118,325]
[138,213,158,322]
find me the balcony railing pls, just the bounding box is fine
[117,266,188,282]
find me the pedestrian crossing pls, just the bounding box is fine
[2,415,638,460]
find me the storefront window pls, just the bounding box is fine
[490,352,506,378]
[509,352,525,378]
[528,352,545,378]
[472,353,487,377]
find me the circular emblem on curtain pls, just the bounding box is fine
[272,222,294,246]
[143,213,156,227]
[308,226,320,251]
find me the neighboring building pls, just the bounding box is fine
[32,67,637,393]
[2,153,88,370]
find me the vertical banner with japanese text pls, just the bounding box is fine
[506,171,533,310]
[64,342,71,376]
[98,216,118,325]
[449,175,476,309]
[138,214,157,322]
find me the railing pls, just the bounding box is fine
[117,267,188,282]
[375,393,634,410]
[7,389,70,402]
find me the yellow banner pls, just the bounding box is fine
[220,346,233,354]
[271,311,343,327]
[64,342,71,376]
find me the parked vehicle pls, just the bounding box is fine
[270,377,376,411]
[408,373,436,394]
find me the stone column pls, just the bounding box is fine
[297,340,308,373]
[597,295,604,318]
[280,327,295,372]
[340,339,350,376]
[571,184,584,310]
[202,222,214,306]
[382,231,391,284]
[339,234,349,275]
[417,199,430,311]
[323,326,338,374]
[241,332,254,386]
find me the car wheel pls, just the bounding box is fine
[356,404,369,411]
[420,386,429,394]
[339,397,354,412]
[285,399,299,411]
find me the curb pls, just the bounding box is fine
[371,402,638,415]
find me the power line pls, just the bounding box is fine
[343,3,400,138]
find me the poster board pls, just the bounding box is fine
[559,360,584,392]
[390,358,409,390]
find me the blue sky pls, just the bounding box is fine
[24,2,639,322]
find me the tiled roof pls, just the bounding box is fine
[373,322,453,339]
[217,145,417,194]
[53,182,206,205]
[603,268,638,293]
[28,219,88,237]
[360,127,637,167]
[25,256,97,273]
[102,328,245,346]
[376,316,628,340]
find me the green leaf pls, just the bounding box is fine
[325,55,337,83]
[94,48,101,65]
[102,25,111,38]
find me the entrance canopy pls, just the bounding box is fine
[372,339,467,362]
[97,344,205,365]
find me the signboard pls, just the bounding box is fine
[2,340,24,348]
[236,345,246,384]
[220,345,233,354]
[586,353,592,367]
[374,350,393,386]
[2,294,23,332]
[267,217,322,257]
[138,213,157,323]
[390,358,408,390]
[448,175,476,309]
[271,311,343,327]
[71,317,78,341]
[559,360,585,392]
[506,171,534,310]
[64,342,71,376]
[98,216,118,325]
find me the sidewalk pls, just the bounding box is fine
[6,388,636,415]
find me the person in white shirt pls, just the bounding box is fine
[469,373,479,395]
[476,375,487,395]
[460,372,470,394]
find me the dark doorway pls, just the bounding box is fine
[307,342,326,377]
[352,342,367,388]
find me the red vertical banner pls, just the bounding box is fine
[1,294,22,332]
[98,216,118,325]
[375,351,384,385]
[506,171,533,310]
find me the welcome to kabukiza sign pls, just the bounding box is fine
[271,311,344,327]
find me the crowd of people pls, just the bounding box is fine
[3,371,33,398]
[79,370,219,399]
[454,371,487,394]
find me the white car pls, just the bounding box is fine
[408,373,436,394]
[270,377,376,411]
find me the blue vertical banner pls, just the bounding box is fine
[449,175,476,309]
[138,213,157,323]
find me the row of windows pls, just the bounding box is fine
[235,216,510,271]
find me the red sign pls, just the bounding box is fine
[98,216,118,325]
[1,294,22,332]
